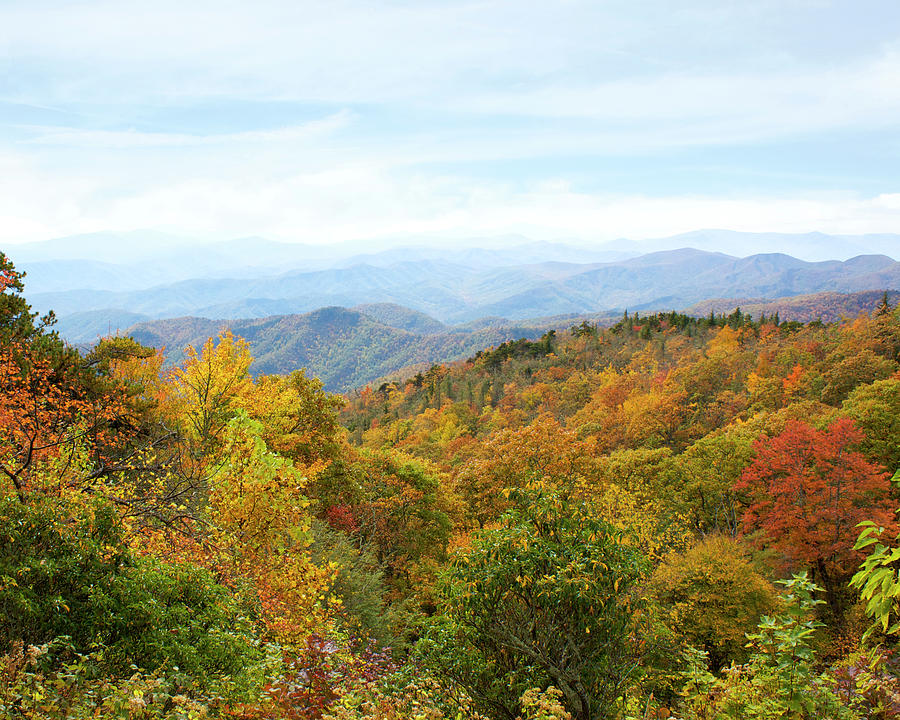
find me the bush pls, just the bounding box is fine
[0,495,262,693]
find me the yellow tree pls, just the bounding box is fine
[167,331,253,451]
[247,370,344,466]
[207,412,333,642]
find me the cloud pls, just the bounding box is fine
[1,0,899,246]
[2,140,899,247]
[456,49,900,143]
[20,111,353,148]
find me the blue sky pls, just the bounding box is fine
[2,0,900,246]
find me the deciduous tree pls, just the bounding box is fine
[736,417,896,618]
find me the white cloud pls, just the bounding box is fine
[457,49,900,143]
[1,0,899,246]
[20,111,353,148]
[2,140,899,247]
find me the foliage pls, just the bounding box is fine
[843,377,900,476]
[5,252,900,717]
[518,687,573,720]
[419,488,651,720]
[204,412,333,643]
[309,520,393,645]
[674,427,755,535]
[0,639,215,720]
[674,573,858,720]
[735,417,896,618]
[850,518,900,636]
[650,535,777,668]
[0,494,263,692]
[322,667,488,720]
[456,414,594,528]
[0,494,129,650]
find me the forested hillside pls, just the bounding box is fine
[687,289,900,324]
[124,307,548,392]
[4,251,900,720]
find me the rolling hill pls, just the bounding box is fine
[125,306,548,392]
[686,289,900,323]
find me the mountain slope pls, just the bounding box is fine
[55,309,151,343]
[686,290,900,323]
[126,307,546,392]
[350,303,446,334]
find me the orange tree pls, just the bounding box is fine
[0,254,136,504]
[735,417,896,620]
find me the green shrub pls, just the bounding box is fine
[0,495,263,694]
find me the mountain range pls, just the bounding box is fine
[33,247,900,333]
[5,230,898,391]
[102,288,900,393]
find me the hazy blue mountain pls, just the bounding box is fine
[54,309,151,343]
[35,249,899,337]
[632,230,899,262]
[20,260,176,293]
[9,230,897,299]
[5,234,628,294]
[332,242,634,269]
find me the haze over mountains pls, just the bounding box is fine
[20,238,899,326]
[3,229,898,390]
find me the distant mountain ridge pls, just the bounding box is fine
[125,306,549,392]
[24,249,900,331]
[7,229,898,299]
[120,286,900,393]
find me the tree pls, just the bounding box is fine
[820,348,895,405]
[205,411,332,642]
[735,417,896,619]
[676,426,756,536]
[0,256,133,504]
[0,493,261,689]
[456,414,594,528]
[249,370,344,466]
[348,449,452,587]
[842,377,900,478]
[650,535,776,669]
[419,489,651,720]
[0,252,43,342]
[167,331,253,451]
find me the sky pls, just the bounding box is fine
[2,0,900,247]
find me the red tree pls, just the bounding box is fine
[736,417,897,616]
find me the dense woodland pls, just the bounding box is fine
[3,248,900,719]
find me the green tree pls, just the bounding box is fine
[0,495,261,690]
[842,377,900,478]
[418,488,651,720]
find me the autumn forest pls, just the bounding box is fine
[3,249,900,720]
